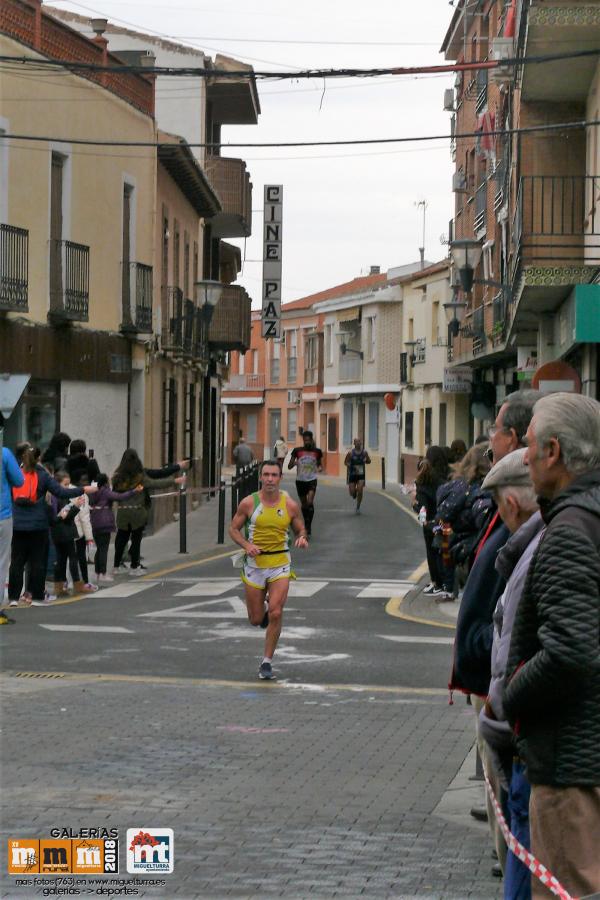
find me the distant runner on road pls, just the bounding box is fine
[287,431,323,537]
[229,460,308,681]
[344,438,371,514]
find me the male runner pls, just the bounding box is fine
[344,437,371,513]
[287,430,323,537]
[229,459,308,680]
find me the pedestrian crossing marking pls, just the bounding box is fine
[378,635,454,645]
[357,582,414,599]
[139,596,248,619]
[287,581,327,597]
[173,579,240,597]
[40,624,134,634]
[94,581,159,598]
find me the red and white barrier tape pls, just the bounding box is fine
[483,768,577,900]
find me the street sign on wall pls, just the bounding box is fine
[443,366,473,393]
[262,185,283,339]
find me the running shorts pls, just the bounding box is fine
[296,479,318,500]
[242,561,293,589]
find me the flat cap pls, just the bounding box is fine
[481,447,531,492]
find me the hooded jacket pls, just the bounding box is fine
[12,466,83,532]
[504,469,600,786]
[479,511,544,756]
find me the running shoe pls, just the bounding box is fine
[98,574,114,584]
[258,661,275,680]
[112,565,129,575]
[0,612,16,625]
[423,583,442,596]
[31,595,54,606]
[436,592,454,604]
[8,599,19,608]
[128,567,144,577]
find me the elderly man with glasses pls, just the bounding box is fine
[504,392,600,899]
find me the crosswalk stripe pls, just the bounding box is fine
[288,581,328,597]
[40,625,134,633]
[139,597,248,619]
[378,635,454,645]
[357,582,414,598]
[174,579,240,597]
[94,581,159,598]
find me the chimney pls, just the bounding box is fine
[369,265,380,275]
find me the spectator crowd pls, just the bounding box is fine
[1,433,187,614]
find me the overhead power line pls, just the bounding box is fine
[1,46,600,79]
[2,118,599,150]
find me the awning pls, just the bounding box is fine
[336,306,360,324]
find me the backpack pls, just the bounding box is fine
[12,470,39,507]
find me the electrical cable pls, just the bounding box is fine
[1,118,598,150]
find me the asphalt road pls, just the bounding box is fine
[1,481,501,899]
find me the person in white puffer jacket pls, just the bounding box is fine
[73,482,98,591]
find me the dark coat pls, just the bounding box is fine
[66,452,100,486]
[49,496,80,543]
[12,466,83,532]
[414,474,447,521]
[449,515,510,697]
[504,469,600,786]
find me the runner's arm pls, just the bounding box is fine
[287,449,297,470]
[316,449,324,472]
[229,496,262,557]
[344,451,351,467]
[287,498,309,548]
[364,452,372,464]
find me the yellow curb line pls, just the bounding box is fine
[39,549,238,607]
[386,594,456,631]
[375,488,422,524]
[4,671,448,696]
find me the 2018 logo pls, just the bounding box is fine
[126,829,174,874]
[8,838,118,874]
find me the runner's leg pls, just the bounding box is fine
[303,486,316,534]
[348,481,357,499]
[264,577,290,659]
[244,583,268,626]
[356,479,365,510]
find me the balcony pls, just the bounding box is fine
[121,262,153,334]
[520,2,600,102]
[489,292,507,346]
[475,67,488,114]
[339,354,362,382]
[287,356,297,382]
[304,333,323,387]
[511,175,600,312]
[0,224,28,312]
[49,239,89,322]
[225,373,265,390]
[161,286,183,351]
[472,305,487,357]
[474,182,487,236]
[208,284,252,352]
[204,156,252,238]
[182,298,196,355]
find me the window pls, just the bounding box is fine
[431,302,440,344]
[328,416,338,451]
[287,407,297,442]
[163,378,177,464]
[245,413,257,443]
[400,352,408,384]
[253,349,259,374]
[343,400,353,447]
[366,316,376,360]
[368,401,379,450]
[325,324,333,366]
[239,352,245,375]
[425,407,432,446]
[405,411,414,449]
[287,329,297,382]
[439,403,447,446]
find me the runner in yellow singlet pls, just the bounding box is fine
[229,459,308,680]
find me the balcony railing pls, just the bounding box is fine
[474,182,487,235]
[0,224,28,311]
[414,338,426,364]
[512,175,600,278]
[49,239,89,321]
[225,373,265,391]
[475,66,488,114]
[183,298,195,354]
[161,286,183,350]
[490,292,507,346]
[204,156,252,238]
[472,305,487,356]
[208,284,252,352]
[121,262,153,333]
[287,356,297,382]
[339,354,362,382]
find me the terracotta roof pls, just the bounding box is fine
[387,259,449,286]
[283,273,388,311]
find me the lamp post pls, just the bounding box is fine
[449,238,483,293]
[195,279,223,328]
[443,295,469,338]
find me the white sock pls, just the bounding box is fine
[262,656,272,665]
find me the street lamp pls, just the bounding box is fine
[340,342,363,360]
[449,238,483,293]
[195,279,223,325]
[443,295,469,338]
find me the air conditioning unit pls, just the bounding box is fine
[452,171,467,192]
[489,37,515,84]
[443,88,455,111]
[287,390,301,404]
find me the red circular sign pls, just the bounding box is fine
[531,361,581,393]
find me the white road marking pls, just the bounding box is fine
[173,580,240,596]
[357,582,414,598]
[275,646,350,664]
[40,625,134,633]
[94,581,159,598]
[138,596,248,619]
[287,581,328,597]
[378,635,454,645]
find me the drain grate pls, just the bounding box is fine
[14,671,66,679]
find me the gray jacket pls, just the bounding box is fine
[479,511,544,756]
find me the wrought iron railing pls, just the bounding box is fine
[474,182,487,235]
[161,286,183,350]
[49,239,89,320]
[134,263,153,332]
[183,298,195,354]
[475,66,488,114]
[0,223,28,311]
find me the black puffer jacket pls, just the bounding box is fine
[504,469,600,786]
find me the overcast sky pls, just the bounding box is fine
[50,0,455,303]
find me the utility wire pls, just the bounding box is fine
[1,46,600,78]
[1,118,598,150]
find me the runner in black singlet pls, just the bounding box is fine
[344,437,371,514]
[287,431,323,537]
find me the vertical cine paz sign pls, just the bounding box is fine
[262,185,283,339]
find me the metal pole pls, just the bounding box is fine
[231,474,238,520]
[381,456,386,491]
[217,480,225,545]
[179,478,187,554]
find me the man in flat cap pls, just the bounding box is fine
[479,448,544,899]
